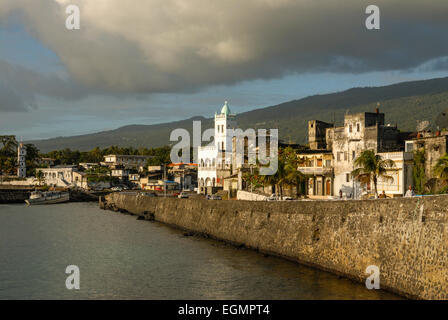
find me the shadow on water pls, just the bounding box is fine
[0,203,402,300]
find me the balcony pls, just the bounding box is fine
[298,167,334,176]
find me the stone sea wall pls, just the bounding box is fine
[102,193,448,300]
[0,189,31,203]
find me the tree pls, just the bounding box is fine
[283,147,306,197]
[434,153,448,181]
[0,135,17,157]
[34,169,45,186]
[413,149,426,194]
[244,146,305,198]
[351,150,395,199]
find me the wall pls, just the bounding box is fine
[237,190,267,201]
[0,178,37,186]
[0,189,31,203]
[103,193,448,300]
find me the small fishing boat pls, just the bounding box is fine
[25,191,70,205]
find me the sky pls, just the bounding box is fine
[0,0,447,140]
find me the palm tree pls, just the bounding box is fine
[243,147,305,198]
[434,153,448,181]
[34,169,45,186]
[283,148,306,197]
[351,150,395,198]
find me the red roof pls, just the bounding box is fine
[168,163,198,167]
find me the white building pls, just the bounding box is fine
[326,110,405,198]
[111,168,130,179]
[37,166,88,189]
[197,101,236,194]
[102,154,153,169]
[375,151,414,196]
[79,162,98,170]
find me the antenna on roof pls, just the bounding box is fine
[416,120,430,132]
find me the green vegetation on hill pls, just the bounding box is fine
[27,77,448,152]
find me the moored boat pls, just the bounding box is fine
[25,191,70,205]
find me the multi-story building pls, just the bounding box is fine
[376,151,414,196]
[102,154,153,169]
[405,130,448,191]
[79,162,98,170]
[111,168,130,180]
[324,109,409,198]
[225,130,276,196]
[297,150,334,197]
[37,166,88,189]
[197,101,236,194]
[308,120,333,150]
[168,163,197,191]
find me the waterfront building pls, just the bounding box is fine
[405,130,448,192]
[37,166,88,189]
[139,178,179,191]
[375,151,414,197]
[148,165,163,172]
[111,168,130,180]
[197,101,236,194]
[168,163,197,191]
[79,162,99,170]
[226,130,275,196]
[297,150,334,198]
[308,120,333,150]
[325,109,411,198]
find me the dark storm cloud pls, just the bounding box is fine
[0,0,447,95]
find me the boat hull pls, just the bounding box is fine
[25,193,70,205]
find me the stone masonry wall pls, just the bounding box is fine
[103,193,448,299]
[0,190,31,203]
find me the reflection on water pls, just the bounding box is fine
[0,203,401,299]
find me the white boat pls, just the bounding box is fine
[25,191,70,205]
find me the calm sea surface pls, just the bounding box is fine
[0,202,400,299]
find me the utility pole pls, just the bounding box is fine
[163,164,167,198]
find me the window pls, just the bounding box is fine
[346,173,350,183]
[344,152,348,161]
[325,160,331,167]
[337,152,341,161]
[357,123,360,132]
[349,125,352,133]
[352,151,356,160]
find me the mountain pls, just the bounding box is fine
[28,77,448,153]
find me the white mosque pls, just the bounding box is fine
[197,101,236,194]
